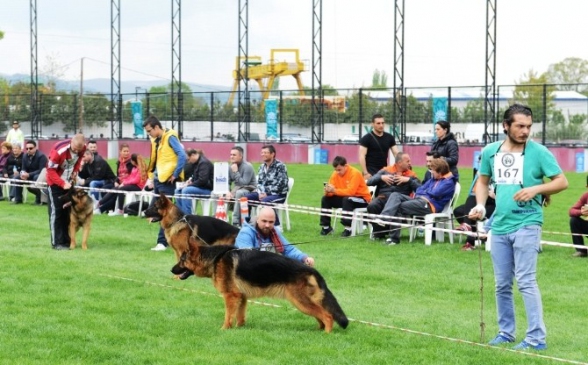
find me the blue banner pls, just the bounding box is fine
[432,97,448,131]
[131,101,144,138]
[265,99,278,139]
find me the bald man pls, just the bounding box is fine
[46,134,87,250]
[235,206,315,266]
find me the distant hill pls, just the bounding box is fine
[0,73,233,97]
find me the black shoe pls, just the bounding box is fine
[320,226,333,236]
[11,200,23,205]
[34,200,41,205]
[52,245,70,250]
[341,229,352,237]
[0,197,5,201]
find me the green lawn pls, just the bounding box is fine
[1,163,587,365]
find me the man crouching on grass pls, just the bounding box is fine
[235,206,315,267]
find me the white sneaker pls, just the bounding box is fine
[151,243,167,251]
[93,208,101,215]
[108,210,123,216]
[374,218,386,227]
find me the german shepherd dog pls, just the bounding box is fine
[171,241,349,333]
[143,193,240,262]
[61,187,94,250]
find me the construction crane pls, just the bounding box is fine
[227,48,307,107]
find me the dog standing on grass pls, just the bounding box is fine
[143,193,240,261]
[171,240,349,333]
[65,187,94,250]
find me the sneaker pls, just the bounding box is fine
[512,340,546,351]
[52,245,70,251]
[151,243,167,251]
[341,229,352,237]
[461,243,475,251]
[320,226,333,236]
[385,238,399,245]
[93,208,102,215]
[456,223,472,231]
[488,333,514,346]
[572,251,588,258]
[108,209,124,216]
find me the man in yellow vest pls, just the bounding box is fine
[143,115,186,251]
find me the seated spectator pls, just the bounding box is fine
[5,142,24,204]
[568,180,588,258]
[87,140,99,156]
[78,150,116,207]
[422,151,438,184]
[376,158,457,245]
[236,206,315,266]
[225,146,257,227]
[101,153,148,216]
[244,145,288,228]
[0,142,13,201]
[14,140,49,205]
[455,171,496,251]
[176,149,214,215]
[367,152,421,239]
[320,155,372,237]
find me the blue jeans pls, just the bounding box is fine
[89,180,106,201]
[176,186,212,215]
[150,179,177,247]
[245,192,286,226]
[490,224,546,345]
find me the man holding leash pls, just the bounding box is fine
[469,104,568,351]
[143,115,186,251]
[46,134,86,250]
[236,206,315,266]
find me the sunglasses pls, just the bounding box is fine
[26,147,35,150]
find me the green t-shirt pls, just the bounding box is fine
[479,140,562,235]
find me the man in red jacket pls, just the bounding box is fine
[46,134,86,250]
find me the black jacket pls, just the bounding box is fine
[431,132,459,178]
[79,154,116,185]
[22,150,48,180]
[3,153,24,177]
[189,155,214,190]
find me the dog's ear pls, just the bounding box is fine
[157,192,170,207]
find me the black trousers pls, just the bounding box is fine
[570,216,588,253]
[48,185,71,248]
[454,195,496,244]
[320,195,368,228]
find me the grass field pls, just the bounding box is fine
[1,163,587,365]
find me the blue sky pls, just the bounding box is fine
[2,0,588,90]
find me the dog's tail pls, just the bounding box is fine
[316,275,348,329]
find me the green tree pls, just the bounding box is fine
[545,57,588,92]
[512,69,556,128]
[371,69,388,88]
[0,30,4,40]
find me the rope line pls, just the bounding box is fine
[99,274,588,365]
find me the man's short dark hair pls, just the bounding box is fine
[262,144,276,155]
[25,140,36,147]
[231,146,244,156]
[143,115,162,129]
[426,151,440,158]
[88,140,97,145]
[372,113,384,123]
[186,148,198,156]
[332,156,347,167]
[503,103,533,127]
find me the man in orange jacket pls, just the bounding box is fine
[320,156,372,237]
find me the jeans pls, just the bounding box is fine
[89,180,106,201]
[245,192,286,226]
[176,186,212,215]
[149,179,177,247]
[490,224,546,345]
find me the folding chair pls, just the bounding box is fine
[409,182,461,245]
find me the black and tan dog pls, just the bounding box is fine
[62,187,94,250]
[143,193,240,261]
[171,241,349,333]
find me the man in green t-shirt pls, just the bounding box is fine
[469,104,568,351]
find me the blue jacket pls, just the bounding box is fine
[415,173,457,212]
[235,222,307,263]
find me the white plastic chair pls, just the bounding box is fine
[127,186,151,217]
[348,185,378,236]
[250,177,294,231]
[409,182,461,245]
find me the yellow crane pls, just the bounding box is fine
[227,48,307,107]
